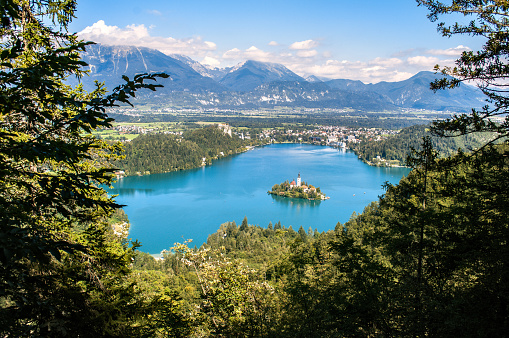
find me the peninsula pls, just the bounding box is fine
[268,173,329,200]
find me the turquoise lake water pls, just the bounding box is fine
[108,143,410,254]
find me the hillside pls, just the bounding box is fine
[117,126,248,175]
[351,124,494,166]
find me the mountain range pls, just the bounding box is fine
[71,44,486,112]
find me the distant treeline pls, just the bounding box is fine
[117,126,253,175]
[108,112,426,130]
[351,124,493,165]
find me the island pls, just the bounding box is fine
[268,173,329,200]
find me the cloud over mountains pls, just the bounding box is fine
[79,20,469,84]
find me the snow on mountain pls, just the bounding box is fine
[68,44,485,112]
[73,44,225,93]
[170,54,230,81]
[219,60,306,92]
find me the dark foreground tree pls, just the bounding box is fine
[417,0,509,145]
[0,1,167,336]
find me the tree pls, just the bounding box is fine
[334,149,509,336]
[240,216,248,231]
[417,0,509,146]
[172,242,279,336]
[412,3,509,332]
[274,221,282,230]
[0,1,167,335]
[298,225,307,242]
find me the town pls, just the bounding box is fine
[99,120,399,151]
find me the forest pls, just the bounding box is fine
[351,123,494,166]
[1,1,508,337]
[117,126,251,175]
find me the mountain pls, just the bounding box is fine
[325,78,367,91]
[70,44,486,112]
[219,60,306,92]
[170,54,231,81]
[368,71,485,111]
[248,81,394,110]
[324,72,485,111]
[72,44,225,93]
[305,75,323,83]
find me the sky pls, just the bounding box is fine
[68,0,484,84]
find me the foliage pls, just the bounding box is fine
[118,126,248,175]
[131,142,508,337]
[327,146,509,336]
[172,242,279,337]
[2,0,507,336]
[108,111,428,130]
[204,220,297,270]
[417,0,509,146]
[0,0,167,336]
[351,123,493,165]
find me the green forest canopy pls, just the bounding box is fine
[351,123,495,165]
[117,126,250,175]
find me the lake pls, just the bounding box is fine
[108,143,410,254]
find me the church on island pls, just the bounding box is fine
[290,173,308,191]
[268,173,329,200]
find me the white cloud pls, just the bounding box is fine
[426,45,471,56]
[296,50,318,58]
[370,57,403,67]
[78,20,216,56]
[407,55,440,68]
[286,56,419,84]
[289,39,319,50]
[223,46,272,62]
[77,20,463,84]
[222,48,241,60]
[202,56,220,67]
[363,66,385,73]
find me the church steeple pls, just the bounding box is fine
[297,172,301,187]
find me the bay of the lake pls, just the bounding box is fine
[108,143,410,254]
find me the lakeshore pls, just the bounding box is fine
[108,143,410,254]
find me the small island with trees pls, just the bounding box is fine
[268,173,329,200]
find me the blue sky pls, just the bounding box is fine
[68,0,483,83]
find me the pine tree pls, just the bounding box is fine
[240,216,249,231]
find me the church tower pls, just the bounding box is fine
[297,172,301,187]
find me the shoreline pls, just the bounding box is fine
[117,139,405,179]
[267,191,330,201]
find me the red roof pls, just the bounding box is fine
[290,180,296,185]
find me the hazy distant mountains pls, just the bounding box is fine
[72,44,486,112]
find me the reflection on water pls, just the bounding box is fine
[269,194,322,209]
[108,188,154,196]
